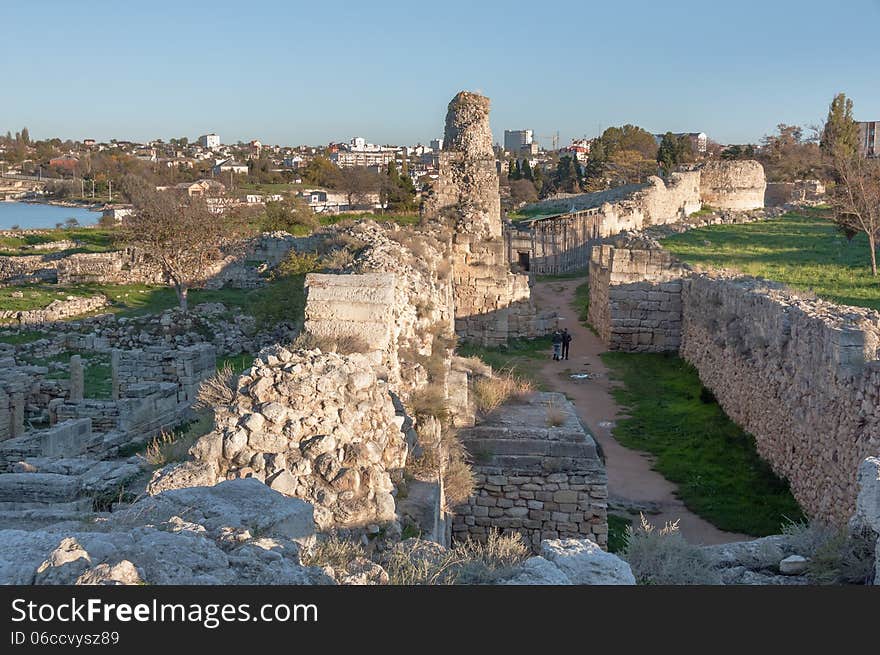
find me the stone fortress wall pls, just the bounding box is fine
[588,237,880,525]
[510,162,766,275]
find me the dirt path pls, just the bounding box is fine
[532,278,749,545]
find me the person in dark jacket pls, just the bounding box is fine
[561,328,572,360]
[551,330,563,360]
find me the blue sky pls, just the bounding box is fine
[3,0,879,148]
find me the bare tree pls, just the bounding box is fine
[821,93,880,276]
[828,153,880,276]
[334,166,381,209]
[121,177,253,310]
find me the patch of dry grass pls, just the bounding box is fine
[194,363,237,411]
[291,331,370,355]
[472,370,533,414]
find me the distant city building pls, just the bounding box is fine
[652,132,708,154]
[82,139,96,147]
[331,137,398,168]
[212,159,249,176]
[562,139,591,162]
[430,138,443,151]
[199,133,220,149]
[504,129,534,154]
[857,120,879,158]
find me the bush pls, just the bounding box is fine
[623,514,721,585]
[194,363,237,410]
[275,251,321,277]
[782,520,876,585]
[291,331,369,355]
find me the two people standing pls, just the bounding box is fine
[551,328,572,361]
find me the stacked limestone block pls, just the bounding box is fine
[587,244,688,352]
[304,220,457,398]
[0,295,108,326]
[680,275,880,524]
[453,392,608,550]
[159,346,409,530]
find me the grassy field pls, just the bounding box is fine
[662,210,880,310]
[456,336,553,388]
[0,228,117,256]
[601,351,804,536]
[0,272,308,332]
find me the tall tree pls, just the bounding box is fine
[820,94,880,276]
[656,132,680,176]
[521,158,533,181]
[121,177,253,310]
[821,93,859,163]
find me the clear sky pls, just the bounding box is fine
[3,0,879,148]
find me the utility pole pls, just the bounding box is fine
[108,180,112,202]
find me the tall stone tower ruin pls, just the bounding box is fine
[423,91,551,345]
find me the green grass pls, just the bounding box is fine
[662,211,880,311]
[535,268,588,282]
[601,351,804,536]
[607,514,633,554]
[457,336,553,387]
[0,274,307,329]
[0,330,45,344]
[217,352,254,375]
[0,228,117,256]
[572,281,590,323]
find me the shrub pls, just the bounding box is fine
[623,514,721,585]
[782,520,876,585]
[472,370,533,414]
[290,331,370,355]
[320,248,354,272]
[194,363,236,410]
[546,400,567,427]
[275,251,321,277]
[301,536,366,569]
[407,387,449,424]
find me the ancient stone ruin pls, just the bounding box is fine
[508,160,767,275]
[588,236,880,525]
[423,91,554,345]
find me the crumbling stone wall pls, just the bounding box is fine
[0,254,60,285]
[154,346,409,530]
[680,275,880,524]
[56,249,168,286]
[699,160,766,210]
[588,239,880,524]
[0,295,108,325]
[423,92,553,345]
[453,392,608,550]
[587,243,687,351]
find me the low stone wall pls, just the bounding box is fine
[56,249,167,286]
[0,295,108,325]
[0,253,60,285]
[111,344,216,407]
[764,180,826,207]
[453,392,608,550]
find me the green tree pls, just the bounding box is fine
[521,158,533,181]
[507,160,518,180]
[382,161,417,212]
[821,93,880,276]
[301,156,340,187]
[261,197,318,233]
[821,93,859,162]
[656,132,679,175]
[552,155,581,193]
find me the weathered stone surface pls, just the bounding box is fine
[146,461,219,495]
[779,555,808,575]
[538,538,635,585]
[500,556,573,585]
[128,479,315,543]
